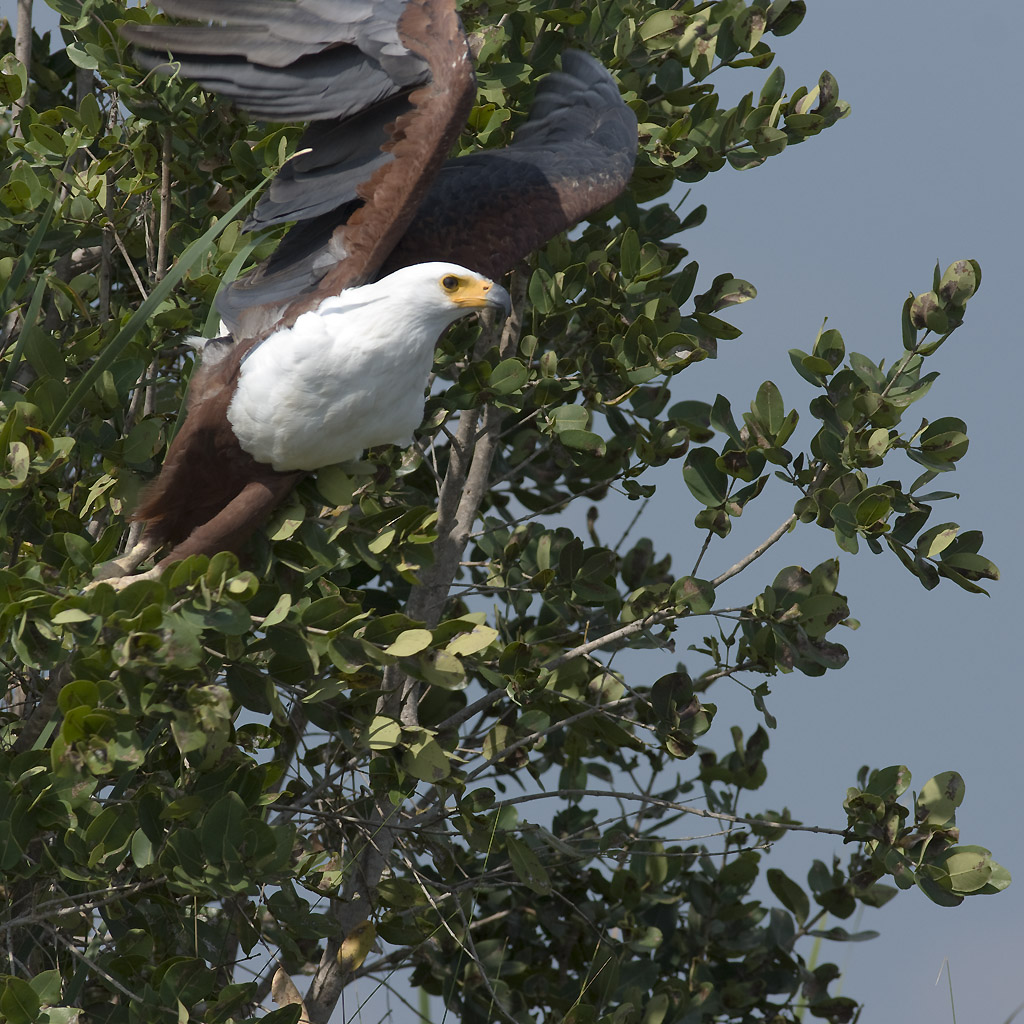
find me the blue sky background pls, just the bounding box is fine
[20,0,1022,1019]
[641,2,1022,1019]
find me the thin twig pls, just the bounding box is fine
[489,788,849,838]
[50,926,145,1004]
[1,879,163,935]
[710,511,797,587]
[111,226,150,301]
[462,697,636,783]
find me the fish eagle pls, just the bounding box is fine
[98,0,637,581]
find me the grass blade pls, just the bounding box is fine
[47,178,267,435]
[1,274,48,393]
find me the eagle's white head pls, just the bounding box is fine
[318,263,511,331]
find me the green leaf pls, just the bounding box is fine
[446,624,498,656]
[0,977,40,1024]
[28,970,62,1007]
[938,551,998,581]
[506,835,552,895]
[368,715,403,751]
[558,429,606,454]
[916,771,964,828]
[0,53,27,104]
[749,124,788,156]
[916,872,963,907]
[938,846,994,894]
[421,650,467,689]
[769,1,807,35]
[753,380,785,434]
[807,926,879,942]
[683,447,728,506]
[866,764,911,799]
[671,576,715,614]
[766,867,809,924]
[1,277,48,396]
[261,1007,303,1024]
[734,7,767,51]
[66,42,100,69]
[909,291,948,333]
[549,405,589,433]
[85,806,134,867]
[313,465,355,506]
[489,358,528,394]
[539,7,586,24]
[402,735,451,782]
[0,820,22,870]
[640,9,688,42]
[201,792,248,868]
[122,417,164,463]
[385,629,433,657]
[937,259,979,305]
[261,593,292,628]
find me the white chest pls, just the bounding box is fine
[226,302,441,471]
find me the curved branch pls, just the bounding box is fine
[306,271,526,1023]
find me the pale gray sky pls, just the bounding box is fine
[648,2,1022,1019]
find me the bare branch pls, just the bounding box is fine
[12,0,32,130]
[306,276,530,1024]
[542,607,673,670]
[50,926,146,1004]
[711,512,797,587]
[304,797,403,1022]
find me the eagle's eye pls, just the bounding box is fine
[441,274,460,292]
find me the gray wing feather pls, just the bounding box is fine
[215,51,636,333]
[123,0,427,81]
[123,0,433,233]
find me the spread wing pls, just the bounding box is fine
[220,51,638,333]
[122,0,476,337]
[382,51,638,280]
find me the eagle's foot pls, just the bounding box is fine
[85,536,160,591]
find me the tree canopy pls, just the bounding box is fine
[0,1,1009,1023]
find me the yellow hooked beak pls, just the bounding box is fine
[440,273,512,316]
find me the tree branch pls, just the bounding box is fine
[305,271,527,1024]
[710,511,797,587]
[543,506,801,670]
[304,801,403,1022]
[462,697,637,784]
[377,270,526,723]
[12,0,32,130]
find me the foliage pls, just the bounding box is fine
[0,1,1008,1023]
